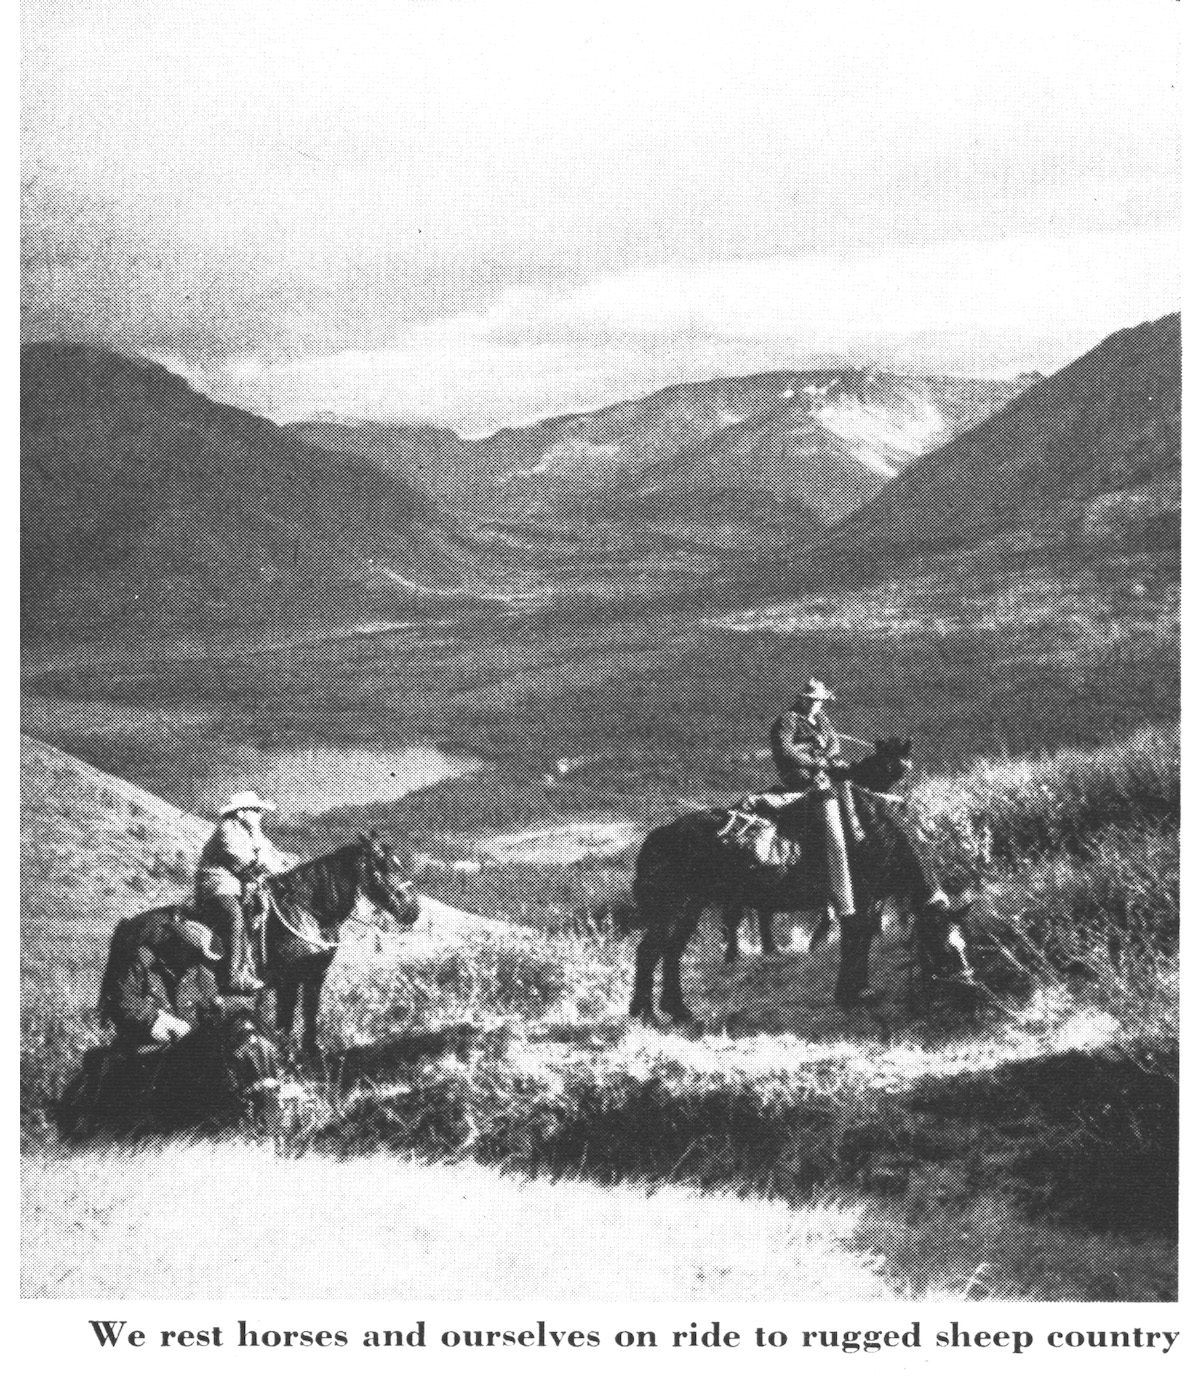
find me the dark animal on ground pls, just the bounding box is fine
[55,1005,284,1139]
[629,744,973,1021]
[253,832,420,1053]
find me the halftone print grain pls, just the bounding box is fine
[22,1,1178,1306]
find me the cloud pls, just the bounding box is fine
[24,0,1179,373]
[195,226,1178,432]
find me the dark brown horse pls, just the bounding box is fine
[722,738,915,963]
[629,745,973,1022]
[251,832,420,1052]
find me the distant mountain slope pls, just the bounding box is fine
[288,416,484,504]
[22,343,467,639]
[808,314,1180,570]
[287,369,1030,528]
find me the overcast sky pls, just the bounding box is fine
[23,0,1180,433]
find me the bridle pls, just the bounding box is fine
[358,841,418,925]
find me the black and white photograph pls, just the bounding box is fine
[20,0,1180,1304]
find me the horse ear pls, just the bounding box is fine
[901,738,912,755]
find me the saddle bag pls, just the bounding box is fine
[714,808,804,875]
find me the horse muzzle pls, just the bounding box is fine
[388,883,422,930]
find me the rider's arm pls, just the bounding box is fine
[112,949,173,1033]
[150,1010,191,1042]
[771,714,830,772]
[256,842,295,875]
[208,818,262,879]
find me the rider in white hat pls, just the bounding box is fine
[195,791,284,994]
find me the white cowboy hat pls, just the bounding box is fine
[797,678,835,702]
[219,790,277,817]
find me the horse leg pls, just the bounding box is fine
[721,905,743,964]
[758,909,778,956]
[630,929,664,1019]
[803,905,833,954]
[834,911,883,1009]
[275,979,299,1045]
[660,904,703,1023]
[301,973,323,1056]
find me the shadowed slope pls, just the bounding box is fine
[800,314,1180,579]
[21,343,465,638]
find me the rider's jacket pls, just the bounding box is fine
[770,707,843,791]
[98,910,220,1045]
[196,815,286,898]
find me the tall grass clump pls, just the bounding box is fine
[971,827,1178,1059]
[326,923,630,1050]
[912,722,1178,875]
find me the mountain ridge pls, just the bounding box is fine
[798,313,1180,579]
[287,367,1032,528]
[21,342,475,639]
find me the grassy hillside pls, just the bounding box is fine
[21,730,1177,1299]
[21,343,474,640]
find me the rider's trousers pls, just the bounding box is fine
[197,890,254,989]
[816,790,857,917]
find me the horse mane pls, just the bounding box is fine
[265,841,365,931]
[270,841,359,894]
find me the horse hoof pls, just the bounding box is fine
[661,1007,697,1026]
[836,987,886,1010]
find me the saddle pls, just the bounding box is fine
[715,784,867,875]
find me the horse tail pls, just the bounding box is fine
[96,934,121,1020]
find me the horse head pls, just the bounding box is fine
[850,737,913,793]
[356,832,421,929]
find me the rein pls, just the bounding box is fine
[262,891,339,952]
[256,845,408,953]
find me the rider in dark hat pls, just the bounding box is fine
[770,678,879,1002]
[98,909,223,1049]
[770,678,843,792]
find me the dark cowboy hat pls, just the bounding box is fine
[793,678,835,706]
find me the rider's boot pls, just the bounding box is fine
[834,914,882,1008]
